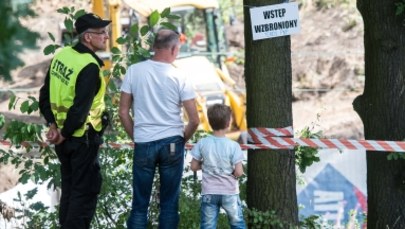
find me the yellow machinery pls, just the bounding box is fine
[91,0,247,136]
[91,0,122,70]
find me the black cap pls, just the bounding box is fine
[74,13,111,34]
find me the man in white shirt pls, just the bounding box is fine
[119,29,199,229]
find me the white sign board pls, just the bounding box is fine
[250,2,300,40]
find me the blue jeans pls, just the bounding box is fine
[127,135,185,229]
[200,194,246,229]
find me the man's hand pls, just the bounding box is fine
[46,123,65,145]
[46,123,59,144]
[54,130,66,145]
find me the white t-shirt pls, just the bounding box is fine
[120,59,196,142]
[190,135,245,195]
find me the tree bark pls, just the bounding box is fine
[244,0,298,227]
[355,0,405,228]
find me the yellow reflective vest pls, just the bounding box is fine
[49,46,106,137]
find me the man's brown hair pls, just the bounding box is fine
[207,104,232,131]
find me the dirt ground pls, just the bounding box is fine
[0,1,364,192]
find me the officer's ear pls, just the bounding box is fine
[84,33,92,42]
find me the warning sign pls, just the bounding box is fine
[250,2,300,40]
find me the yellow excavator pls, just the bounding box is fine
[90,0,247,137]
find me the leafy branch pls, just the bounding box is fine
[295,127,322,173]
[0,1,40,81]
[395,0,405,26]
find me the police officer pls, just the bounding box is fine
[39,13,111,229]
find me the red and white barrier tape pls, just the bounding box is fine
[239,137,405,152]
[245,127,405,152]
[248,127,294,138]
[1,127,405,152]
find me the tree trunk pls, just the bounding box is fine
[244,0,298,227]
[355,0,405,228]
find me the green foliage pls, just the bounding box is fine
[91,148,133,228]
[21,96,39,114]
[396,0,405,16]
[8,90,39,115]
[386,139,405,161]
[4,92,43,149]
[295,126,322,173]
[109,8,179,81]
[299,215,329,229]
[190,129,211,143]
[345,209,364,229]
[244,208,334,229]
[0,0,40,81]
[231,49,245,65]
[219,0,243,24]
[43,32,61,56]
[0,119,60,190]
[3,121,43,147]
[395,0,405,26]
[12,190,59,228]
[178,173,201,228]
[0,113,5,130]
[387,151,405,160]
[43,7,86,54]
[245,208,285,228]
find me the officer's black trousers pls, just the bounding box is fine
[55,131,102,229]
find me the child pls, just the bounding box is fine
[190,104,246,229]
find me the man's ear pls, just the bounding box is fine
[84,33,92,42]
